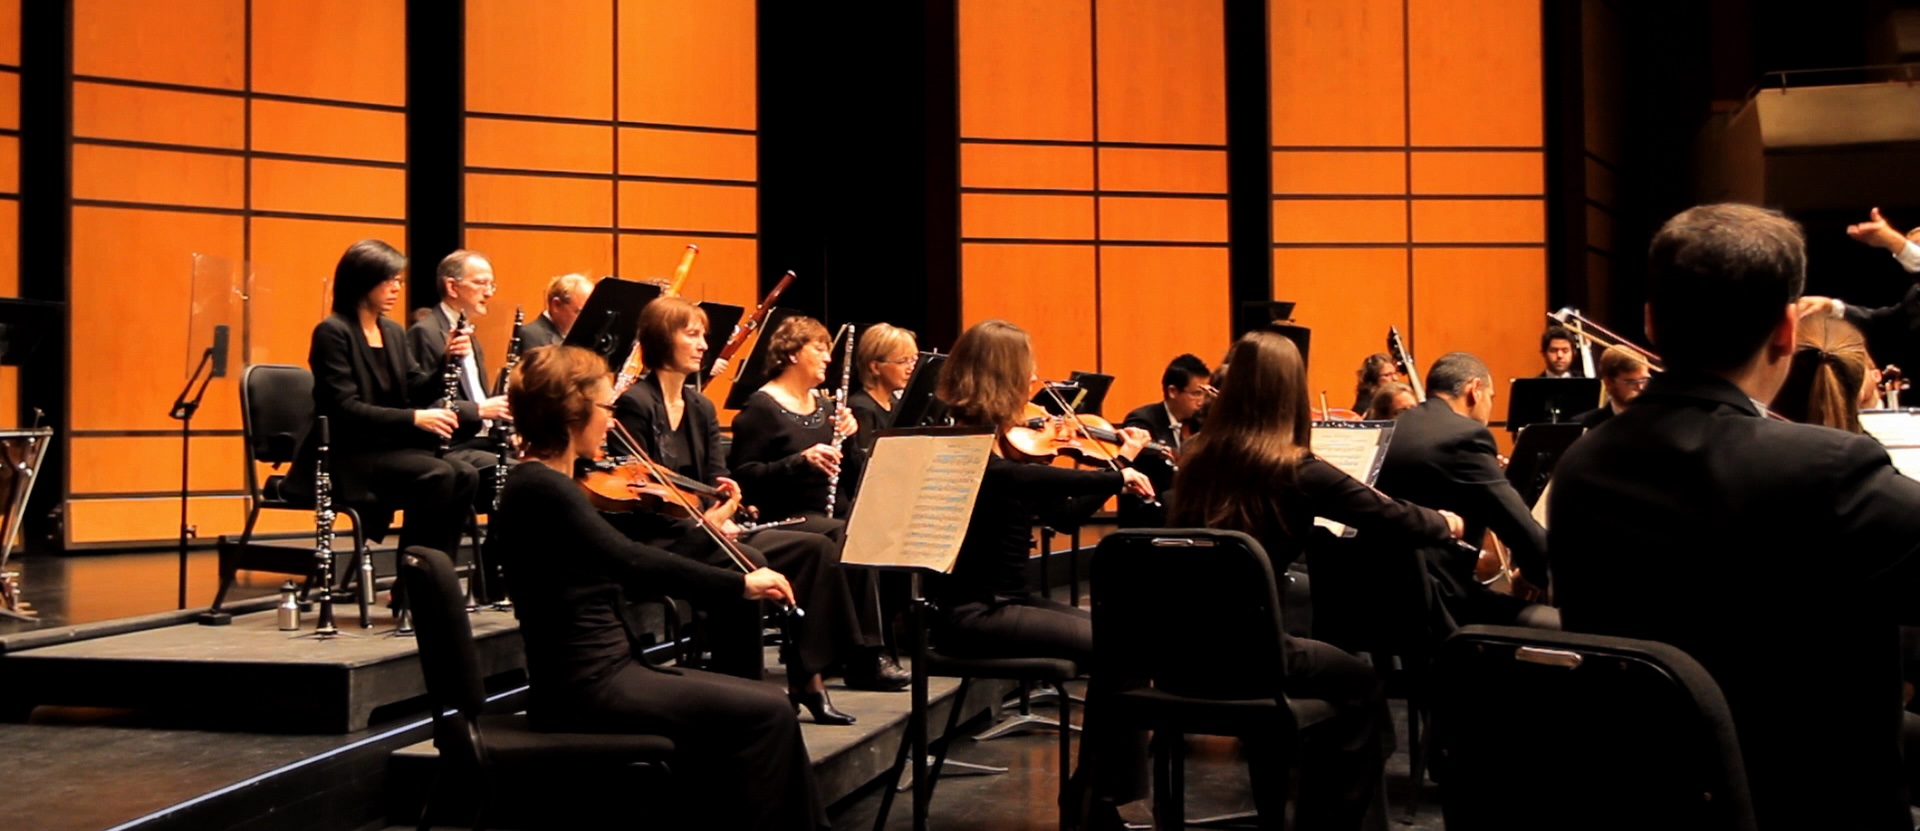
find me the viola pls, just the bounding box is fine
[1002,402,1171,462]
[576,453,724,519]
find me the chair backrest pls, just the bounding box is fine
[240,364,314,497]
[399,546,489,765]
[1092,529,1287,702]
[1431,625,1756,831]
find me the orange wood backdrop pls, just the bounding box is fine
[463,0,759,414]
[0,0,17,426]
[1272,0,1545,421]
[66,0,406,549]
[958,0,1231,415]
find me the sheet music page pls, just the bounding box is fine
[1310,420,1395,537]
[842,433,994,572]
[1861,411,1920,479]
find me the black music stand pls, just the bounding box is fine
[563,278,662,374]
[1065,371,1113,417]
[1504,423,1585,508]
[697,301,745,381]
[1234,300,1296,338]
[724,307,802,410]
[1031,381,1085,415]
[1506,377,1600,432]
[892,352,949,428]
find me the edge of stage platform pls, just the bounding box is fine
[0,593,282,655]
[0,606,526,733]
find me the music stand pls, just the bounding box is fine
[697,301,745,380]
[892,352,949,428]
[724,307,802,410]
[0,298,54,620]
[562,278,663,374]
[1506,377,1600,432]
[1031,381,1085,415]
[1504,423,1586,508]
[1234,300,1296,338]
[1065,371,1114,417]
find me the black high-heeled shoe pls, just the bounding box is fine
[790,688,857,726]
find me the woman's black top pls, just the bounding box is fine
[839,388,896,514]
[495,463,744,690]
[728,389,835,520]
[1203,454,1454,569]
[939,454,1124,606]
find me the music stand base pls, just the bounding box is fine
[0,606,34,622]
[194,611,233,626]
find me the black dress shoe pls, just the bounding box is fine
[844,652,911,692]
[790,689,857,725]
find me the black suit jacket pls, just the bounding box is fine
[613,372,730,484]
[1572,405,1612,429]
[1373,397,1547,586]
[407,305,490,407]
[1549,370,1920,830]
[1119,402,1180,527]
[285,314,479,505]
[520,312,565,351]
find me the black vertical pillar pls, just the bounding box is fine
[756,2,828,321]
[1542,0,1586,314]
[918,0,960,349]
[1224,0,1272,336]
[20,0,71,545]
[406,0,464,310]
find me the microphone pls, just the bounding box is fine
[210,324,230,378]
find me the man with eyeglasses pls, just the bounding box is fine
[1116,353,1210,528]
[1573,346,1651,429]
[407,249,514,506]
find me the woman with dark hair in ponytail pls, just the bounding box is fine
[1771,315,1879,433]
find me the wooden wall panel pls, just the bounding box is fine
[1274,248,1409,409]
[251,101,405,162]
[618,235,757,310]
[469,118,613,174]
[1098,246,1230,411]
[1098,148,1226,194]
[70,436,243,494]
[72,145,244,208]
[1094,0,1225,145]
[0,0,18,66]
[1406,0,1541,147]
[249,217,410,368]
[71,83,243,149]
[251,158,405,219]
[250,0,405,105]
[1411,151,1543,195]
[1269,0,1404,146]
[465,173,613,228]
[1099,198,1228,243]
[1272,200,1407,244]
[1411,247,1547,422]
[464,0,613,120]
[960,144,1095,191]
[72,0,244,89]
[1273,151,1405,195]
[960,244,1098,383]
[618,128,756,181]
[961,194,1096,240]
[616,182,756,234]
[617,0,756,129]
[958,0,1093,141]
[1411,199,1544,244]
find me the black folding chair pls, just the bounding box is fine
[1431,625,1756,831]
[399,547,674,830]
[1094,529,1338,830]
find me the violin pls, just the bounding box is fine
[1880,364,1908,410]
[1001,402,1172,462]
[576,453,727,518]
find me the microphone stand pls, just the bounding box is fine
[169,344,220,612]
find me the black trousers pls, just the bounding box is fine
[532,659,826,831]
[782,514,886,649]
[355,447,478,557]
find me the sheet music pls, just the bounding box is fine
[1861,410,1920,479]
[842,432,994,572]
[1310,420,1395,537]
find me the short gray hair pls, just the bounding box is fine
[1426,352,1491,397]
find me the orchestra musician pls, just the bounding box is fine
[931,319,1157,825]
[283,240,478,574]
[492,344,826,831]
[519,272,593,350]
[1372,352,1558,629]
[727,316,860,525]
[1549,203,1920,830]
[1769,314,1878,432]
[1361,382,1418,420]
[405,249,514,504]
[1171,330,1465,831]
[1571,346,1651,429]
[1351,353,1400,412]
[613,298,906,697]
[1537,325,1583,378]
[841,323,920,512]
[1798,207,1920,405]
[1116,353,1210,528]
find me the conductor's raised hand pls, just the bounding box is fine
[1848,207,1910,253]
[413,407,459,438]
[742,567,795,604]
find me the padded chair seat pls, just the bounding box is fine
[923,651,1077,682]
[476,713,675,766]
[1112,685,1337,737]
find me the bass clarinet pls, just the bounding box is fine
[313,416,340,636]
[823,323,855,516]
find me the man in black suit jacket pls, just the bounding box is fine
[1571,345,1650,429]
[1374,352,1556,629]
[407,250,513,497]
[520,272,593,351]
[1551,203,1920,830]
[1117,353,1209,528]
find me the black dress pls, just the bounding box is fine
[494,463,826,831]
[284,313,478,556]
[840,387,896,514]
[728,389,836,522]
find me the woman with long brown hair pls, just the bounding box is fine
[1771,314,1880,432]
[1170,331,1463,831]
[492,344,824,830]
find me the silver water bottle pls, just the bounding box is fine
[276,580,301,631]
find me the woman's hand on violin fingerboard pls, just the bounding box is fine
[801,443,842,475]
[1120,467,1155,501]
[1117,426,1152,460]
[743,567,795,603]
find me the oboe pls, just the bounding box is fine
[437,312,468,457]
[823,324,855,516]
[313,416,339,637]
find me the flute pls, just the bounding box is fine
[823,324,855,516]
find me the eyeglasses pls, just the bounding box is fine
[1621,377,1651,389]
[881,355,918,367]
[592,401,617,413]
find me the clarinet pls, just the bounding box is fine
[313,416,339,636]
[492,306,525,511]
[823,324,855,516]
[437,312,467,457]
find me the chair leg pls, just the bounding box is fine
[415,763,442,831]
[1037,528,1053,600]
[1068,526,1081,608]
[1056,679,1073,825]
[210,505,263,613]
[1404,691,1426,821]
[925,678,974,787]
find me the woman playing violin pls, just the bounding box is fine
[1170,331,1465,831]
[491,344,825,831]
[934,319,1155,824]
[615,298,905,702]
